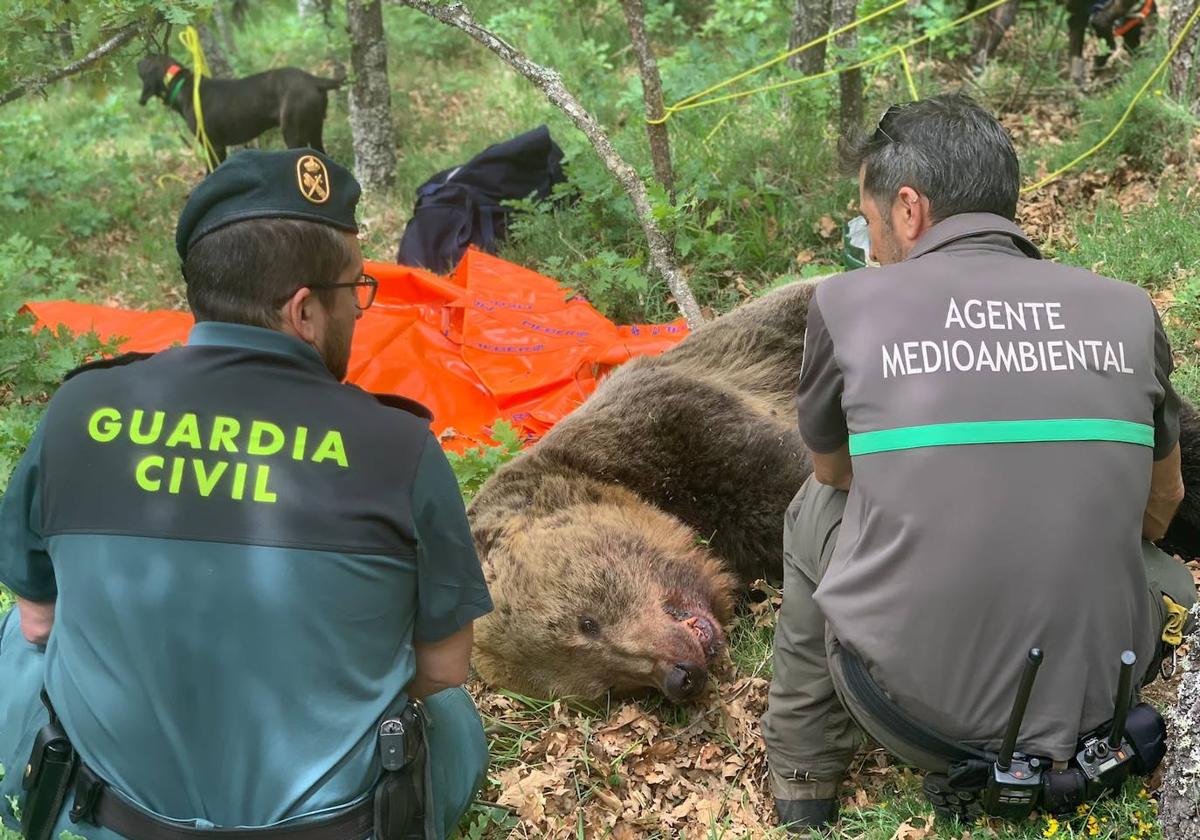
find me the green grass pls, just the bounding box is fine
[1058,187,1200,405]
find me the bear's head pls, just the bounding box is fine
[472,487,737,703]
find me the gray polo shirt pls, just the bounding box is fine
[799,213,1179,760]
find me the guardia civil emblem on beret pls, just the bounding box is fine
[296,154,331,204]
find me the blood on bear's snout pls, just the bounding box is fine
[469,489,737,702]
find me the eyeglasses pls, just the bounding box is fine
[873,103,907,145]
[280,274,379,310]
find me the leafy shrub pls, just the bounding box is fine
[446,421,525,503]
[698,0,776,40]
[0,235,116,490]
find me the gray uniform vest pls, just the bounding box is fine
[800,214,1178,760]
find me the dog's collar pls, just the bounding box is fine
[163,65,187,108]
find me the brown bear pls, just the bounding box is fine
[468,280,816,703]
[468,279,1200,704]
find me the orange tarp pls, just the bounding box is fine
[23,250,689,451]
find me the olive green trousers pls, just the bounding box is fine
[760,476,1196,801]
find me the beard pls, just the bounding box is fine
[320,319,354,381]
[876,216,904,265]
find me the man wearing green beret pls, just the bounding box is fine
[0,149,492,840]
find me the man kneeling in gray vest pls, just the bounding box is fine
[761,94,1196,831]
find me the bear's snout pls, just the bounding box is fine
[664,662,707,702]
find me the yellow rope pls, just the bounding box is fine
[649,0,1013,123]
[654,0,911,120]
[1020,0,1200,193]
[703,112,734,144]
[155,173,189,189]
[899,48,918,100]
[179,26,220,171]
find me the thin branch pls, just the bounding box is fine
[620,0,674,194]
[390,0,705,328]
[0,21,141,107]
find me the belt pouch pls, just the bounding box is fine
[20,721,78,840]
[1125,703,1167,775]
[373,771,418,840]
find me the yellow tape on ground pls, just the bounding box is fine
[179,26,220,171]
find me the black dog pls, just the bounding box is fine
[137,54,342,166]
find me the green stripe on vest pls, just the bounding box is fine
[848,418,1155,455]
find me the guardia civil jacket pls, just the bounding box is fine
[0,323,492,825]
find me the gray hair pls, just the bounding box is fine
[840,93,1020,222]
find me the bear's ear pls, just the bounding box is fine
[470,512,525,560]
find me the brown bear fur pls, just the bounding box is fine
[469,280,816,702]
[1161,399,1200,560]
[469,278,1200,703]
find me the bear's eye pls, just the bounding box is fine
[579,617,601,638]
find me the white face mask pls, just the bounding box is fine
[845,215,879,269]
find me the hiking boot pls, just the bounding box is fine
[775,797,840,833]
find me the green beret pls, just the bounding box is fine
[175,148,361,262]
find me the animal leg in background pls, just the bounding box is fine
[969,0,1019,74]
[1067,0,1091,84]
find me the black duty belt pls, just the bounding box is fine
[68,764,375,840]
[839,644,1169,821]
[839,645,994,765]
[23,693,426,840]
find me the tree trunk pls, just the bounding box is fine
[1160,607,1200,839]
[788,0,831,74]
[1169,0,1200,116]
[198,23,234,78]
[231,0,249,28]
[56,22,75,61]
[300,0,336,23]
[213,3,237,57]
[832,0,862,139]
[390,0,705,328]
[620,0,673,194]
[347,0,397,189]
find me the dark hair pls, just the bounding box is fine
[840,93,1020,222]
[183,218,354,328]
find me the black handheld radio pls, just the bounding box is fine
[983,648,1045,819]
[1074,650,1138,795]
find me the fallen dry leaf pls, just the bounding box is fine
[816,215,839,239]
[890,816,935,840]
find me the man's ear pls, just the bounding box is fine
[895,185,932,244]
[278,287,320,344]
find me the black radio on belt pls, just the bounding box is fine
[983,648,1045,819]
[979,647,1151,819]
[378,704,422,772]
[1074,650,1139,795]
